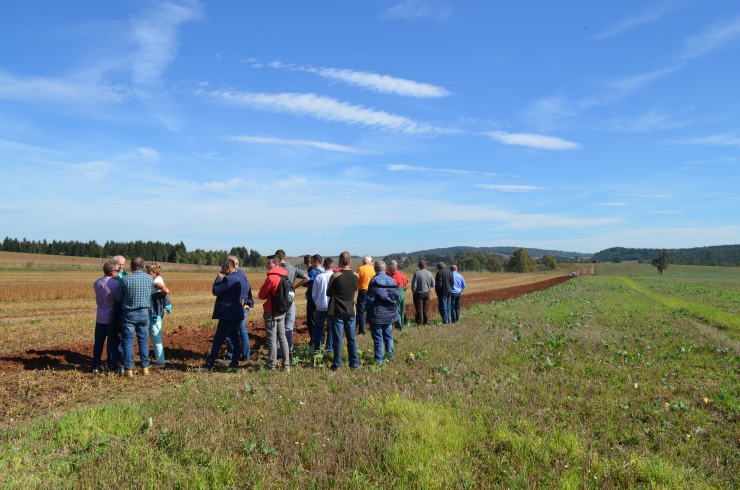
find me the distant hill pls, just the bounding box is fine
[592,245,740,266]
[391,246,591,260]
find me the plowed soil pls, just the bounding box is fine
[0,276,571,373]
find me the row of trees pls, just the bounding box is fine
[383,248,554,273]
[0,237,265,267]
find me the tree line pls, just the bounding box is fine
[0,237,265,267]
[384,248,555,273]
[592,245,740,267]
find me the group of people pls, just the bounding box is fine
[92,255,170,376]
[92,251,466,375]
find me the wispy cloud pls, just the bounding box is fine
[606,66,682,95]
[137,147,160,158]
[680,134,740,149]
[595,1,682,39]
[269,62,450,98]
[607,109,690,132]
[387,164,499,176]
[381,0,452,22]
[650,210,682,214]
[0,71,130,103]
[482,131,581,150]
[313,68,449,98]
[252,63,263,68]
[223,135,375,154]
[202,178,244,192]
[597,202,627,206]
[475,184,544,193]
[682,15,740,59]
[131,1,203,86]
[208,90,445,134]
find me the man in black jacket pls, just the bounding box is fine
[435,262,454,324]
[326,251,359,370]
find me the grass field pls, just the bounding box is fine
[1,263,739,487]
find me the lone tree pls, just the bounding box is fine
[541,254,558,270]
[651,249,668,274]
[505,248,538,273]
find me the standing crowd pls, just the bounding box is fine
[92,251,465,375]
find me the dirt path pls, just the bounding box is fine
[0,276,572,373]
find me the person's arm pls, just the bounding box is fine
[153,280,169,296]
[258,277,273,300]
[212,274,233,296]
[243,285,254,309]
[326,274,336,298]
[461,276,466,291]
[115,279,124,301]
[294,268,309,288]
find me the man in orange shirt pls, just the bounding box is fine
[355,255,375,334]
[387,260,409,330]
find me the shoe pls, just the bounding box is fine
[124,369,134,378]
[194,366,211,373]
[92,368,101,374]
[330,365,340,372]
[142,367,150,376]
[151,363,165,370]
[217,360,233,367]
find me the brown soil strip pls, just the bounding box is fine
[0,276,572,373]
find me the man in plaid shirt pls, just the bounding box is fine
[115,257,154,377]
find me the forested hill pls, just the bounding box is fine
[592,245,740,266]
[391,246,591,259]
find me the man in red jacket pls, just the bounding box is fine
[258,255,290,371]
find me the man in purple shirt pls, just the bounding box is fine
[92,260,121,373]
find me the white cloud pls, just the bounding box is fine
[241,58,257,63]
[252,63,263,68]
[607,66,681,94]
[382,0,452,22]
[202,178,243,192]
[482,131,581,150]
[595,1,681,39]
[682,15,740,59]
[597,202,627,206]
[387,164,499,176]
[223,135,375,154]
[0,71,130,103]
[209,90,443,134]
[681,133,740,149]
[131,1,203,86]
[475,184,543,193]
[312,68,449,98]
[137,147,160,158]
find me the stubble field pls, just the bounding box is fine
[1,261,738,488]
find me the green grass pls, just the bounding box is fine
[2,272,740,488]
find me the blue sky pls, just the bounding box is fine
[1,0,739,256]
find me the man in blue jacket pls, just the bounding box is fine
[198,258,249,372]
[223,255,253,364]
[366,261,400,365]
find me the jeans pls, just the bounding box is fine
[264,311,289,370]
[331,316,359,369]
[369,323,394,364]
[451,292,462,323]
[92,322,115,370]
[277,302,296,355]
[356,290,368,334]
[438,293,452,324]
[121,308,150,370]
[413,292,431,324]
[148,315,165,365]
[204,318,241,369]
[226,310,251,361]
[313,309,332,351]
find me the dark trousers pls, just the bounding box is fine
[438,292,452,324]
[356,289,368,334]
[92,321,120,371]
[204,319,241,369]
[306,294,316,343]
[413,292,431,325]
[451,292,462,323]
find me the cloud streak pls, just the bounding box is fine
[381,0,452,22]
[387,164,499,176]
[0,71,130,103]
[475,184,543,193]
[209,90,445,134]
[310,67,449,98]
[223,135,375,154]
[482,131,581,150]
[595,1,682,39]
[131,1,203,86]
[682,15,740,59]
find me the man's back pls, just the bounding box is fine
[435,268,455,295]
[327,270,359,318]
[117,271,154,309]
[312,270,333,310]
[411,269,434,293]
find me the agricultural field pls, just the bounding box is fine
[0,263,738,488]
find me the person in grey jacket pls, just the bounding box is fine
[366,261,400,364]
[411,260,435,325]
